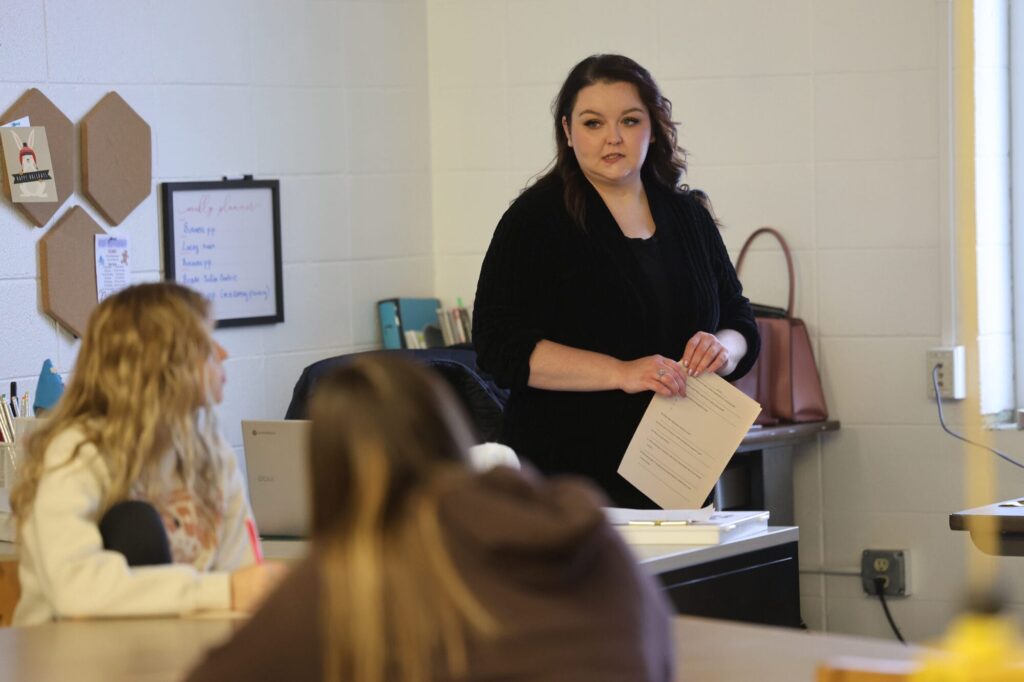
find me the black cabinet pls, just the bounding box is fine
[657,541,802,628]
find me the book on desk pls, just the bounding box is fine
[604,508,770,545]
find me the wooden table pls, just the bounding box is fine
[0,613,920,682]
[950,497,1024,556]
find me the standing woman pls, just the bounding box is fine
[12,282,281,625]
[473,54,759,508]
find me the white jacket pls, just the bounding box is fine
[13,427,257,626]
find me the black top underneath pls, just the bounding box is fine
[473,176,759,508]
[627,233,677,355]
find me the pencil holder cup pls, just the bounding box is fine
[0,443,16,489]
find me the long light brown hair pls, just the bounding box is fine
[12,282,224,533]
[307,355,496,682]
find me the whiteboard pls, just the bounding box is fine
[161,179,284,327]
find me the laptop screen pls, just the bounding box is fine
[241,420,310,538]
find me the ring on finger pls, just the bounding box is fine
[657,368,667,377]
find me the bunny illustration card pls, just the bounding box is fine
[2,126,57,203]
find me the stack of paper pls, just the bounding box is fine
[604,508,769,545]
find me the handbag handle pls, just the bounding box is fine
[735,227,796,317]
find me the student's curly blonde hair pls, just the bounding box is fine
[12,282,224,534]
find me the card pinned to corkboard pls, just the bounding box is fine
[0,89,74,227]
[1,126,58,203]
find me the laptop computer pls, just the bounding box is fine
[241,419,521,539]
[241,419,311,538]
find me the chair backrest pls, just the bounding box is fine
[284,349,508,443]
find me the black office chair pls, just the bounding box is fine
[284,348,508,443]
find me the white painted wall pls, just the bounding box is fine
[0,0,434,456]
[428,0,1024,641]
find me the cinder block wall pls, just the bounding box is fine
[427,0,1024,640]
[0,0,434,453]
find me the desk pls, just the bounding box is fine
[0,613,920,682]
[1,529,801,629]
[266,527,802,628]
[950,498,1024,556]
[640,528,801,628]
[719,420,840,526]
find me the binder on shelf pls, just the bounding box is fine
[377,298,442,350]
[604,509,770,545]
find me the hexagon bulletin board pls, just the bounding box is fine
[0,88,154,337]
[0,89,74,227]
[40,206,107,337]
[81,92,152,226]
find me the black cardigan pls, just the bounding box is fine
[473,176,759,508]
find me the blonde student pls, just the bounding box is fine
[11,282,283,626]
[187,355,674,682]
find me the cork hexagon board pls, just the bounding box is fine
[40,206,107,337]
[0,89,74,227]
[81,92,152,226]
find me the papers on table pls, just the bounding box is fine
[604,506,716,526]
[617,370,761,509]
[604,508,770,545]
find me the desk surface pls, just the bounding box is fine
[261,526,800,576]
[950,498,1024,532]
[631,526,798,574]
[736,420,840,453]
[1,526,800,573]
[950,498,1024,556]
[0,613,919,682]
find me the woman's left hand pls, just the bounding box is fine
[681,331,730,377]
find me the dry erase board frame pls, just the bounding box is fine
[161,179,284,328]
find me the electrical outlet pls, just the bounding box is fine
[861,549,908,597]
[926,346,965,400]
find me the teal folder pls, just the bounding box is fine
[377,298,441,349]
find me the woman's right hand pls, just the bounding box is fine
[230,562,288,613]
[618,355,688,397]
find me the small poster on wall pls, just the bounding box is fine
[1,126,57,203]
[161,178,284,327]
[95,234,131,303]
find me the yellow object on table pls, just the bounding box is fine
[910,613,1024,681]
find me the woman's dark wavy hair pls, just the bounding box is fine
[534,54,689,228]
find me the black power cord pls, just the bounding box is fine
[932,365,1024,470]
[861,367,1023,646]
[873,578,906,644]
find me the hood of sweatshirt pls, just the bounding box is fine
[437,467,614,588]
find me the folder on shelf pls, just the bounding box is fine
[377,298,441,350]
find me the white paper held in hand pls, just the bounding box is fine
[617,370,761,509]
